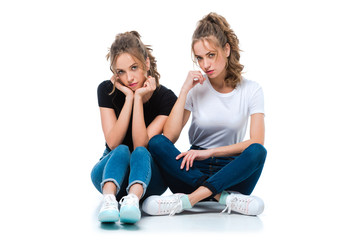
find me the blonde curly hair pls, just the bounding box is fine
[192,12,244,88]
[107,31,160,94]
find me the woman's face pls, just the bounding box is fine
[114,53,149,91]
[193,39,230,80]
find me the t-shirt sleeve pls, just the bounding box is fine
[184,88,193,112]
[157,88,178,116]
[249,84,265,115]
[97,81,114,108]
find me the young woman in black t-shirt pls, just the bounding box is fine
[91,31,177,224]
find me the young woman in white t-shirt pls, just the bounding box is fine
[143,12,267,216]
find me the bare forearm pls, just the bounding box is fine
[163,89,188,142]
[106,97,133,149]
[211,139,263,157]
[132,95,149,148]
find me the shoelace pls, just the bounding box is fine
[156,195,183,216]
[169,200,182,216]
[221,195,248,214]
[102,195,118,210]
[119,194,138,207]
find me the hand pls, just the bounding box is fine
[176,149,212,171]
[181,71,206,92]
[135,76,156,103]
[111,75,134,98]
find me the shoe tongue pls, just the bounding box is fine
[104,194,116,201]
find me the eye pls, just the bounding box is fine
[208,53,215,58]
[196,56,203,61]
[117,70,124,75]
[131,65,138,71]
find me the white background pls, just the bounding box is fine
[1,0,359,239]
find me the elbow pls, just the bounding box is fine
[133,137,149,149]
[163,128,179,143]
[163,132,178,144]
[105,138,120,151]
[133,142,148,149]
[106,140,120,150]
[107,143,117,151]
[252,138,264,146]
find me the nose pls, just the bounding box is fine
[126,72,134,83]
[203,58,210,70]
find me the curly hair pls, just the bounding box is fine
[106,31,160,94]
[192,12,244,88]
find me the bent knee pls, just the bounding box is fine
[247,143,267,163]
[133,146,150,156]
[148,134,169,152]
[112,144,130,155]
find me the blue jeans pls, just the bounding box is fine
[148,135,267,197]
[90,145,167,201]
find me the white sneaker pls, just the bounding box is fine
[119,194,141,224]
[221,192,264,216]
[98,194,119,222]
[142,194,186,216]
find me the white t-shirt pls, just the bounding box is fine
[184,77,264,149]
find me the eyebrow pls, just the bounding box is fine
[116,62,138,72]
[195,51,215,58]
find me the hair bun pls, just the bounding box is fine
[130,31,141,39]
[205,12,220,25]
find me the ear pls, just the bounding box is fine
[224,43,230,57]
[145,57,150,71]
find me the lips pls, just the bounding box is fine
[206,70,214,75]
[129,83,138,87]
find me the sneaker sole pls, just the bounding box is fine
[120,206,141,224]
[98,210,120,222]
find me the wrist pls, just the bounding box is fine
[134,93,143,102]
[208,148,216,157]
[180,87,190,96]
[125,94,134,101]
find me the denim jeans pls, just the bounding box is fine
[90,145,167,201]
[148,135,267,197]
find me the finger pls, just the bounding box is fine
[181,152,191,169]
[147,77,156,89]
[150,78,156,89]
[186,154,194,171]
[148,76,155,82]
[176,152,187,160]
[185,152,193,171]
[194,72,204,82]
[115,82,122,89]
[180,158,187,169]
[199,75,206,84]
[143,80,149,88]
[188,154,196,170]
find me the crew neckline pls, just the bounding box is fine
[204,75,238,97]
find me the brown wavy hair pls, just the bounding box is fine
[192,12,244,88]
[106,31,160,94]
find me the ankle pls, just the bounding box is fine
[180,195,192,209]
[219,191,230,205]
[128,183,144,200]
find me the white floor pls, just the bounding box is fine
[87,191,265,238]
[63,188,358,240]
[95,200,264,233]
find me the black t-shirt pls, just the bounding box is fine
[97,80,177,151]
